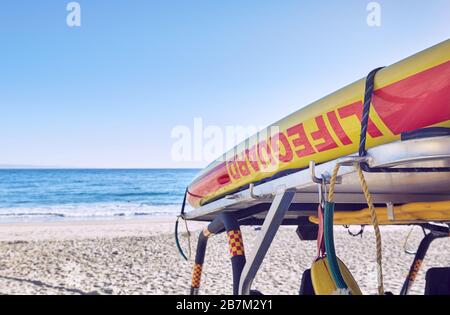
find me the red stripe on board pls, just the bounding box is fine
[190,161,228,186]
[373,60,450,134]
[188,162,229,200]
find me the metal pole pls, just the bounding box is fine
[238,187,295,295]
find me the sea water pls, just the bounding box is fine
[0,169,199,223]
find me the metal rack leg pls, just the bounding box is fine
[238,187,295,295]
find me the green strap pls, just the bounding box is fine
[324,201,348,290]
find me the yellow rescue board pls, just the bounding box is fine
[188,40,450,208]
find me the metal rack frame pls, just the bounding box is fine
[186,136,450,295]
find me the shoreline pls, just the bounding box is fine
[0,217,206,241]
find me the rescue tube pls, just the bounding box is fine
[187,39,450,208]
[311,257,362,295]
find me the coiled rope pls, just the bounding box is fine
[327,163,384,295]
[354,163,384,295]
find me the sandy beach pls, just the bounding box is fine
[0,218,448,295]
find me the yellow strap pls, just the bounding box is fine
[309,200,450,225]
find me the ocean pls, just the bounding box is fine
[0,169,199,223]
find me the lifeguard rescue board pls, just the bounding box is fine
[187,39,450,208]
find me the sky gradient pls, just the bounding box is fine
[1,0,449,168]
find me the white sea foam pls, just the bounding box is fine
[0,202,184,223]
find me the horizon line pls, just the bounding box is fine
[0,166,202,170]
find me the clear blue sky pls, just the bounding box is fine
[1,0,449,168]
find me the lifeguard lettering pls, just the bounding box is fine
[224,102,386,181]
[287,123,316,158]
[270,132,293,163]
[236,153,251,176]
[326,110,353,145]
[226,159,240,180]
[245,146,260,172]
[257,140,275,169]
[311,116,339,152]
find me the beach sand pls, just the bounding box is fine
[0,218,448,295]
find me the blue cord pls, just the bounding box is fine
[175,188,189,261]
